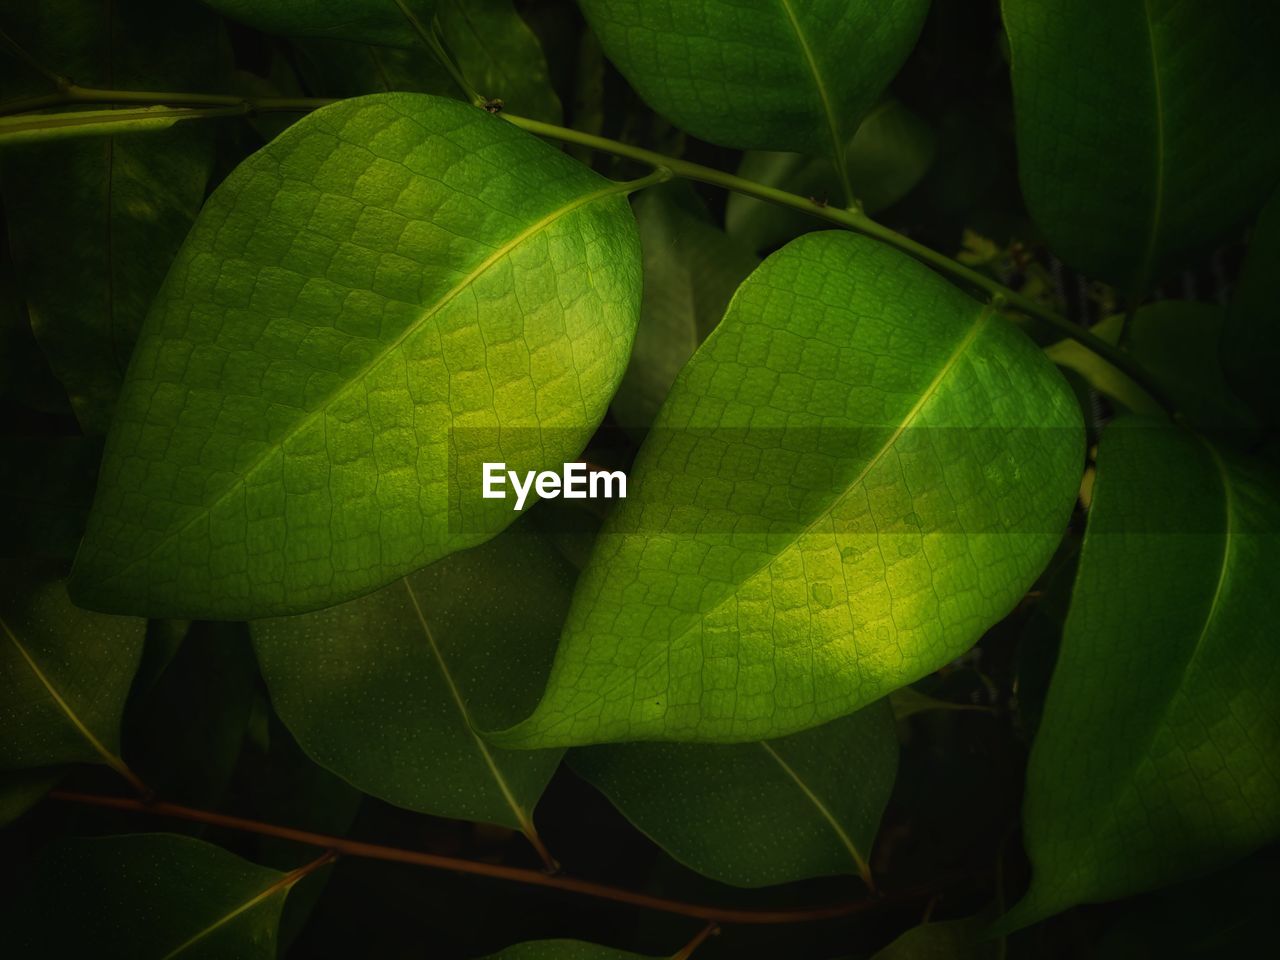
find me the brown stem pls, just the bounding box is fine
[48,789,931,926]
[671,922,719,959]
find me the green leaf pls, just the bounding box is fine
[577,0,930,165]
[726,99,936,253]
[6,833,322,958]
[495,232,1083,748]
[1046,304,1260,436]
[295,1,562,123]
[69,93,642,620]
[436,0,562,122]
[569,701,896,887]
[0,0,221,433]
[1223,186,1280,429]
[0,105,233,145]
[888,685,989,722]
[869,912,999,960]
[1005,417,1280,928]
[613,183,758,432]
[253,524,573,839]
[1002,0,1280,295]
[201,0,435,46]
[0,567,145,780]
[483,942,656,960]
[0,767,64,827]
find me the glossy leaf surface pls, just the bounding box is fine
[6,833,310,958]
[726,99,935,253]
[1007,417,1280,927]
[497,232,1083,747]
[570,701,896,887]
[577,0,929,161]
[1002,0,1280,294]
[0,567,144,775]
[613,183,757,432]
[69,93,641,619]
[253,525,573,833]
[0,0,219,433]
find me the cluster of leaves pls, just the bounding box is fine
[2,1,1278,957]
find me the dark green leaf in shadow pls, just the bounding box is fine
[0,566,145,780]
[1004,417,1280,928]
[870,911,1000,960]
[0,766,65,827]
[0,0,222,433]
[1045,303,1260,438]
[570,701,896,888]
[726,99,936,253]
[6,833,325,958]
[252,523,573,850]
[1002,0,1280,295]
[202,0,436,46]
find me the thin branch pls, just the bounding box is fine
[48,789,936,926]
[672,922,719,960]
[497,112,1176,415]
[0,83,1175,413]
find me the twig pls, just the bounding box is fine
[48,789,935,926]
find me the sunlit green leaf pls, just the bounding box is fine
[495,232,1082,748]
[613,183,757,433]
[0,566,145,779]
[726,99,936,253]
[577,0,929,164]
[6,833,322,958]
[253,525,573,841]
[69,93,641,620]
[1002,0,1280,294]
[1222,186,1280,429]
[1005,417,1280,928]
[0,0,221,433]
[570,701,896,887]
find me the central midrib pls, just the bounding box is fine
[403,579,535,834]
[777,0,850,202]
[758,740,872,883]
[511,308,993,743]
[1133,0,1167,296]
[1,613,128,776]
[99,177,632,582]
